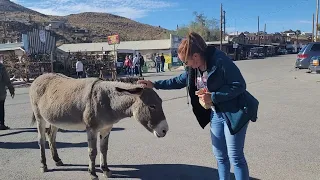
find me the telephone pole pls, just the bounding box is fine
[258,16,260,45]
[223,10,226,41]
[220,3,223,50]
[312,13,315,42]
[264,23,266,45]
[316,0,319,41]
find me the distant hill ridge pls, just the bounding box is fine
[0,0,171,44]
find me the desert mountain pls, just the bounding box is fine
[0,0,171,45]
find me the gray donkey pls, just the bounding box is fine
[29,73,168,179]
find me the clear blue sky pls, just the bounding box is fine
[14,0,317,33]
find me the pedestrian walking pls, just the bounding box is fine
[133,55,139,76]
[160,53,165,72]
[0,62,15,130]
[155,53,161,73]
[137,32,259,180]
[138,53,144,77]
[124,55,132,75]
[75,59,84,78]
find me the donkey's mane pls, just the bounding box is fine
[101,77,144,84]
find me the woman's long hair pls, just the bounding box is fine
[178,32,208,63]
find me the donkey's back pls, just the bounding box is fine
[29,73,98,129]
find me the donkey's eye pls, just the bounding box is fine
[149,105,156,110]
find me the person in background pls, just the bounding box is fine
[133,54,139,76]
[160,53,165,72]
[75,59,84,78]
[129,55,134,76]
[155,53,161,73]
[124,55,132,75]
[138,53,144,77]
[0,61,15,130]
[137,32,259,180]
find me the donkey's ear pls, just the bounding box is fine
[115,87,144,96]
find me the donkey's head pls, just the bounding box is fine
[115,85,168,138]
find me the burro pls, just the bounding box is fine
[29,73,168,179]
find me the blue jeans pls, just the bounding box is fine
[210,111,249,180]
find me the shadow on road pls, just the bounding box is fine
[0,127,125,137]
[0,141,88,149]
[47,163,261,180]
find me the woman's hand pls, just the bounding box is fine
[197,92,212,104]
[137,80,154,88]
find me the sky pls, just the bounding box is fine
[12,0,317,34]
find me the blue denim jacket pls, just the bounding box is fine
[153,46,258,132]
[153,48,246,103]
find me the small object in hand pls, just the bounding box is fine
[196,88,213,109]
[195,88,206,95]
[199,98,213,109]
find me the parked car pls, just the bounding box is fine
[295,42,320,69]
[309,56,320,74]
[277,48,287,55]
[248,47,265,59]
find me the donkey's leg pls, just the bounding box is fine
[36,118,48,172]
[46,125,63,166]
[99,126,113,178]
[87,129,98,180]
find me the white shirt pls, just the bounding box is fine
[133,56,139,66]
[76,61,83,72]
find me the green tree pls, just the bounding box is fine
[175,11,220,41]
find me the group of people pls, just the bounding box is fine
[123,53,145,77]
[0,31,259,180]
[154,53,166,73]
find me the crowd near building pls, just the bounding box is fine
[0,28,314,79]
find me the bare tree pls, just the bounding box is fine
[175,12,220,41]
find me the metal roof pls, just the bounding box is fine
[0,42,24,51]
[58,39,172,53]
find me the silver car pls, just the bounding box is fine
[295,42,320,69]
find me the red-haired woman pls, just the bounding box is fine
[138,32,259,180]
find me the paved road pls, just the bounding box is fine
[1,54,319,180]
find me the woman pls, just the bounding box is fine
[124,55,132,75]
[138,32,259,180]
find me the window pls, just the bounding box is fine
[299,45,308,52]
[310,44,320,51]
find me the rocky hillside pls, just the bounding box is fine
[0,0,171,45]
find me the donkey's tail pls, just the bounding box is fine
[30,113,36,126]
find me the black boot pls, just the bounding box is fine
[0,125,10,130]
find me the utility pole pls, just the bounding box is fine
[264,23,266,45]
[312,13,315,42]
[316,0,319,41]
[223,10,226,41]
[258,16,260,45]
[220,3,223,50]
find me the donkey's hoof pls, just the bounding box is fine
[41,166,48,173]
[103,169,112,178]
[55,160,64,166]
